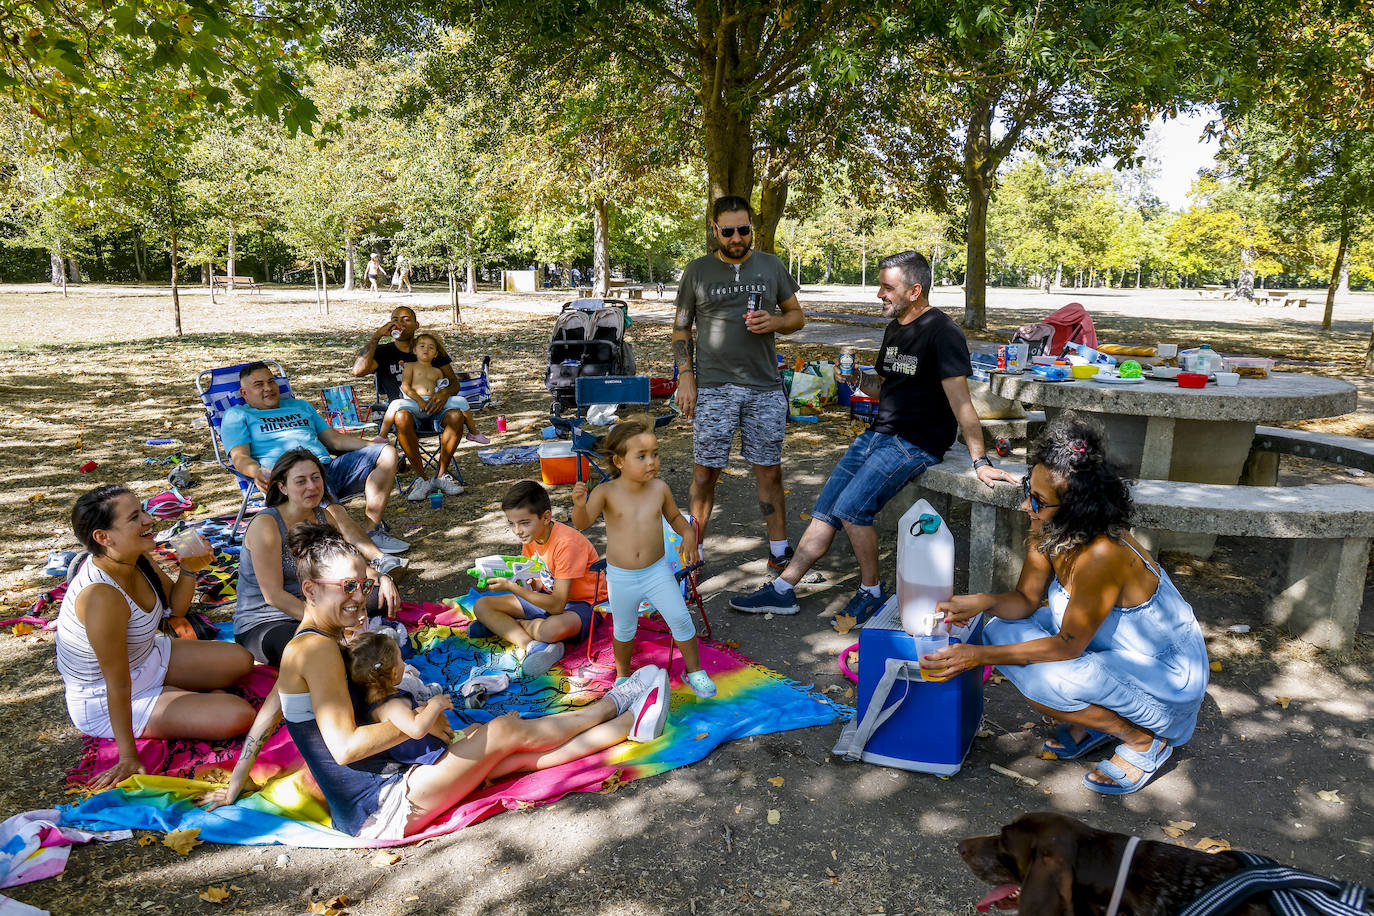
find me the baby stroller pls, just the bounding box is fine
[544,298,635,409]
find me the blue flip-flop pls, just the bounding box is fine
[1043,725,1113,760]
[1084,737,1172,795]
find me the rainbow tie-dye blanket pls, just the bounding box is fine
[57,602,850,848]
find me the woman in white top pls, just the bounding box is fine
[56,485,256,789]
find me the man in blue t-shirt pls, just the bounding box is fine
[728,251,999,623]
[220,362,409,554]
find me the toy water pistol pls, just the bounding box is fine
[466,555,548,589]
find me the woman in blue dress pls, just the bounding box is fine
[925,415,1209,795]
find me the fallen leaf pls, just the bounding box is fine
[734,803,742,814]
[826,867,837,877]
[768,776,785,787]
[1039,750,1058,760]
[11,622,32,636]
[1162,820,1196,838]
[163,828,203,855]
[198,886,231,904]
[989,673,1007,685]
[831,849,837,860]
[976,728,994,738]
[370,850,400,867]
[833,613,857,635]
[598,771,628,794]
[1316,789,1344,804]
[694,732,708,740]
[1274,696,1290,708]
[767,809,780,825]
[1209,660,1223,672]
[1194,837,1232,853]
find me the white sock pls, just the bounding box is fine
[769,539,790,558]
[773,579,794,595]
[860,583,882,597]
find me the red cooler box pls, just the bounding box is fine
[539,441,591,486]
[833,598,984,776]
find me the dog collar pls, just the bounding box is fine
[1106,835,1142,916]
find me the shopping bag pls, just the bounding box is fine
[788,371,829,415]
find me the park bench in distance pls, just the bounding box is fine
[213,275,261,293]
[876,443,1374,651]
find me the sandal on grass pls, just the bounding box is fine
[1043,725,1113,760]
[1084,736,1172,796]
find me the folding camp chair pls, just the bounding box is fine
[583,516,710,673]
[369,355,491,481]
[558,376,673,486]
[194,360,292,544]
[321,384,380,437]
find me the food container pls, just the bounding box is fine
[1030,355,1057,367]
[1071,364,1100,379]
[538,441,591,485]
[1215,371,1240,387]
[1222,356,1274,379]
[1177,373,1208,389]
[1151,367,1181,380]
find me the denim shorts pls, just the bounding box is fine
[326,442,387,501]
[693,384,787,467]
[393,395,470,433]
[811,431,938,528]
[502,593,594,639]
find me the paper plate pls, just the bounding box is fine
[1094,375,1146,385]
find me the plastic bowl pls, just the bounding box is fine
[1177,372,1208,389]
[1151,366,1180,380]
[1071,364,1100,379]
[1215,371,1240,387]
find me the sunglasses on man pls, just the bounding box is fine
[716,224,752,238]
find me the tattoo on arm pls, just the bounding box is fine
[1058,631,1076,644]
[758,500,776,517]
[356,338,378,359]
[672,337,693,368]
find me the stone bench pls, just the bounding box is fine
[978,410,1046,449]
[878,444,1374,649]
[1243,424,1374,484]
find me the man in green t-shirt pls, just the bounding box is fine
[672,195,807,572]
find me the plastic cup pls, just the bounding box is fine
[1157,344,1178,359]
[496,415,508,433]
[913,634,951,682]
[170,530,213,572]
[429,490,443,509]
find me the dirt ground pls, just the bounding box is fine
[0,282,1370,916]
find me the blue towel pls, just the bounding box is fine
[478,446,541,465]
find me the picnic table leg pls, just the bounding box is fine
[1268,535,1367,650]
[1138,416,1176,481]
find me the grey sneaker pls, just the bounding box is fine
[368,523,410,555]
[520,641,565,678]
[728,581,801,615]
[370,553,408,576]
[604,665,663,716]
[406,477,434,502]
[433,474,464,496]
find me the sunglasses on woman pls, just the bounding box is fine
[1021,476,1060,513]
[716,224,752,238]
[309,577,377,596]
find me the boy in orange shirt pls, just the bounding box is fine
[466,480,607,676]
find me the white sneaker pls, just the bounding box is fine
[370,553,408,576]
[628,666,672,742]
[433,474,464,496]
[406,477,433,501]
[603,665,662,716]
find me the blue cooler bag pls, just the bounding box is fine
[832,599,984,776]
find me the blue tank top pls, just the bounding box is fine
[363,691,449,766]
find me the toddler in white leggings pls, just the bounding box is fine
[572,419,716,698]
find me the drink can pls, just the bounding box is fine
[390,327,403,339]
[745,292,762,318]
[838,348,856,377]
[496,415,508,433]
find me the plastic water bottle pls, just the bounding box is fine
[896,499,954,636]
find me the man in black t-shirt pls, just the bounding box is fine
[351,306,488,498]
[730,250,1000,623]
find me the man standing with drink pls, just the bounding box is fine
[673,195,807,572]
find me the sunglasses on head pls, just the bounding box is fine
[309,577,377,596]
[1021,476,1060,513]
[717,224,752,238]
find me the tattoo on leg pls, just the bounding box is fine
[759,500,776,517]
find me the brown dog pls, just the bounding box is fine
[958,811,1370,915]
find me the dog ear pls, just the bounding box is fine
[1018,833,1077,916]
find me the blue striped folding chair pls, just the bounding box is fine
[194,360,291,544]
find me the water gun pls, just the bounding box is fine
[466,555,547,589]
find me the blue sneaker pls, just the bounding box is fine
[728,582,800,615]
[466,619,492,639]
[839,585,890,627]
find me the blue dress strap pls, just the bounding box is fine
[293,625,338,641]
[1116,537,1160,577]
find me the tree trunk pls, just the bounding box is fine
[592,196,611,297]
[313,260,322,312]
[132,228,146,281]
[960,100,998,330]
[822,248,833,284]
[343,235,356,291]
[65,257,80,284]
[227,230,237,288]
[645,248,653,284]
[755,173,789,254]
[702,99,755,214]
[1323,217,1350,330]
[465,231,477,295]
[861,234,867,288]
[1237,244,1255,300]
[208,259,217,304]
[320,259,331,315]
[1041,267,1052,293]
[260,228,270,283]
[170,224,182,337]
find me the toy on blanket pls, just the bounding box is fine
[466,555,547,590]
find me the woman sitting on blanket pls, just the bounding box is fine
[923,415,1209,796]
[56,486,257,790]
[235,449,403,668]
[201,524,670,839]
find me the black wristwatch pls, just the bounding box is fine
[972,456,993,470]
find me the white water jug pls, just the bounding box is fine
[896,499,954,636]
